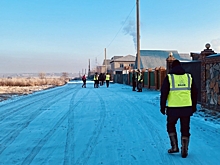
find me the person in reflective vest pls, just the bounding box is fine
[94,73,99,88]
[105,73,110,88]
[137,69,143,92]
[160,60,197,158]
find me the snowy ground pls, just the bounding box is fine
[0,85,54,102]
[0,81,219,165]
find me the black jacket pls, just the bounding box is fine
[160,65,198,116]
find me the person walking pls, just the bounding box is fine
[101,73,105,86]
[81,74,86,88]
[94,73,99,88]
[132,70,136,91]
[99,73,105,86]
[137,69,143,92]
[105,73,110,88]
[160,60,197,158]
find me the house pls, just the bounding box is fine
[96,59,111,74]
[110,55,136,74]
[139,50,192,69]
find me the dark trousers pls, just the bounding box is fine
[132,81,136,91]
[94,80,99,88]
[167,116,190,137]
[106,80,109,88]
[82,80,86,87]
[137,81,142,92]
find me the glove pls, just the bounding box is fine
[160,108,165,115]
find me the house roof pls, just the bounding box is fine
[140,50,192,69]
[110,56,123,61]
[102,59,111,65]
[112,55,136,62]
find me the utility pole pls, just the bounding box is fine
[88,59,90,76]
[136,0,140,70]
[105,48,107,73]
[95,57,97,72]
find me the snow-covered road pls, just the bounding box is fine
[0,81,219,165]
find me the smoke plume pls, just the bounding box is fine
[123,18,137,50]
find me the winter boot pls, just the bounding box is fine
[181,136,189,158]
[168,133,179,153]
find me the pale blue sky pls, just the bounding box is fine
[0,0,220,73]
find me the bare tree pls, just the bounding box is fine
[39,72,46,79]
[61,72,69,80]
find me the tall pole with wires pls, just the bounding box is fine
[88,59,90,76]
[105,48,107,74]
[136,0,140,70]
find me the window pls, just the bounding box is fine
[116,71,122,74]
[120,63,124,68]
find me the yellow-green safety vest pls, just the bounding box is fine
[138,74,143,82]
[167,73,192,107]
[106,74,110,80]
[94,75,98,80]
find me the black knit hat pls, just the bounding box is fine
[172,60,181,68]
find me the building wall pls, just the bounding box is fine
[111,61,135,74]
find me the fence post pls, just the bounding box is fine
[141,68,146,89]
[166,52,176,74]
[155,67,159,90]
[148,68,152,89]
[200,43,217,108]
[159,67,166,89]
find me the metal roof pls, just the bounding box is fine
[140,50,192,69]
[113,55,136,62]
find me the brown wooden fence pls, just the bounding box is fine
[113,67,167,90]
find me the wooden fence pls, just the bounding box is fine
[113,67,167,90]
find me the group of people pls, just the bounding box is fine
[132,69,143,92]
[93,72,110,88]
[81,73,111,88]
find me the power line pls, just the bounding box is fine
[96,4,136,58]
[106,4,136,48]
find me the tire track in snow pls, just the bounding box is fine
[74,89,107,165]
[113,91,176,164]
[0,85,78,155]
[63,89,91,165]
[135,96,203,165]
[120,91,203,165]
[21,85,88,165]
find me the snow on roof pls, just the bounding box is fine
[110,56,123,60]
[140,50,191,69]
[113,55,136,62]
